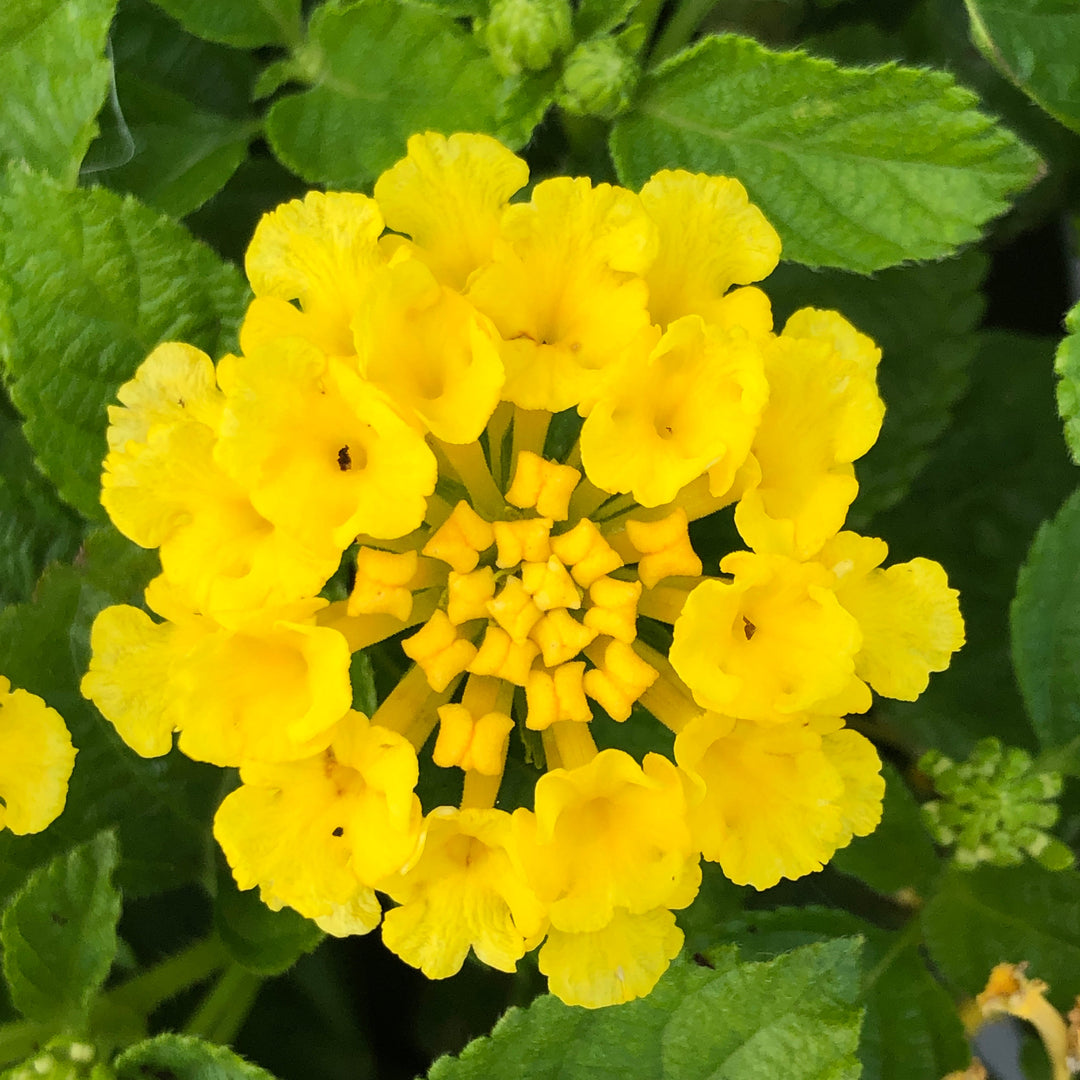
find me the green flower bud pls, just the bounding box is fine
[917,739,1072,871]
[485,0,573,77]
[556,37,639,120]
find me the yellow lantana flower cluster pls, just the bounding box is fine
[81,132,964,1008]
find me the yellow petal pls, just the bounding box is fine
[538,907,684,1008]
[373,131,529,290]
[244,191,385,357]
[639,170,781,328]
[0,678,76,835]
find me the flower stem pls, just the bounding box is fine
[183,963,263,1046]
[649,0,720,66]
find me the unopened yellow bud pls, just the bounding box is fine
[423,501,495,573]
[584,639,658,721]
[402,610,477,691]
[520,556,582,611]
[583,575,641,643]
[348,548,418,620]
[505,451,581,520]
[551,519,622,587]
[493,517,553,568]
[434,703,515,775]
[625,508,702,589]
[525,661,591,729]
[468,625,540,685]
[486,576,544,643]
[530,608,598,667]
[446,567,497,624]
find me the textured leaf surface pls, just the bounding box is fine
[965,0,1080,134]
[871,331,1075,759]
[727,908,967,1080]
[0,555,221,907]
[0,168,248,519]
[0,0,115,185]
[98,72,257,219]
[1055,299,1080,463]
[923,864,1080,1005]
[86,2,260,219]
[767,251,987,525]
[1,832,120,1024]
[266,1,536,188]
[1010,487,1080,768]
[427,941,861,1080]
[832,763,940,896]
[114,1034,279,1079]
[148,0,301,46]
[611,35,1041,271]
[0,389,83,605]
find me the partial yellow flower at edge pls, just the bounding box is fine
[674,712,883,889]
[468,175,657,414]
[373,131,530,292]
[380,806,548,979]
[639,170,781,329]
[0,677,77,835]
[245,190,386,358]
[818,531,965,701]
[580,315,768,507]
[354,252,505,444]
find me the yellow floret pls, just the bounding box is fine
[493,517,553,568]
[422,501,495,573]
[348,549,419,621]
[625,508,703,589]
[505,451,581,520]
[550,519,623,587]
[486,576,544,643]
[401,611,478,692]
[520,556,582,611]
[433,704,515,775]
[583,575,641,643]
[530,609,597,667]
[468,625,540,686]
[446,567,498,624]
[583,639,658,721]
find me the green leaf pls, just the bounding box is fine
[0,167,248,520]
[114,1034,279,1079]
[1055,299,1080,464]
[766,251,988,525]
[95,72,258,219]
[922,863,1080,1006]
[870,331,1076,759]
[265,0,537,189]
[0,562,221,906]
[575,0,637,40]
[832,764,941,896]
[86,0,258,217]
[0,0,115,185]
[725,908,968,1080]
[427,941,861,1080]
[964,0,1080,134]
[1,832,121,1025]
[214,860,323,976]
[148,0,301,47]
[610,34,1041,272]
[0,389,83,606]
[1010,487,1080,769]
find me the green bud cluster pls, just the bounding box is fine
[919,738,1073,871]
[4,1040,113,1080]
[484,0,573,77]
[556,37,640,120]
